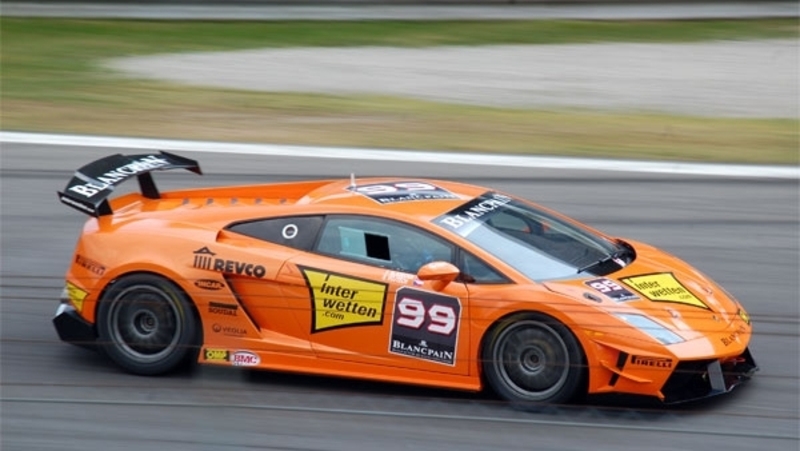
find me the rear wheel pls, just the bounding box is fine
[482,313,585,409]
[97,274,198,375]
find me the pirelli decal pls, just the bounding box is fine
[75,254,106,275]
[630,355,673,369]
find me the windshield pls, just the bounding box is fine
[434,192,628,282]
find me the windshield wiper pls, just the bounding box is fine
[577,249,628,274]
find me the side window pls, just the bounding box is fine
[316,216,453,273]
[458,251,509,284]
[227,216,324,251]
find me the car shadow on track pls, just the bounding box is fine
[238,365,750,421]
[52,345,751,422]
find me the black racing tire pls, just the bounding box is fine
[96,273,198,376]
[482,313,586,410]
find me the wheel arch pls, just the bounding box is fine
[95,268,205,350]
[477,309,592,398]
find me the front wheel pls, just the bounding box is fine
[96,274,198,375]
[482,313,586,409]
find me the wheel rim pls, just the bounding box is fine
[493,320,571,401]
[108,284,182,364]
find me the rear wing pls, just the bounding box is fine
[57,151,202,216]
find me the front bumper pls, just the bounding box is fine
[662,347,759,404]
[53,302,96,350]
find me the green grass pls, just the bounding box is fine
[2,18,798,164]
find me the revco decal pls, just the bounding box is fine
[192,247,266,278]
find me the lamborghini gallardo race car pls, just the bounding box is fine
[54,152,757,407]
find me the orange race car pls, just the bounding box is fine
[54,152,757,408]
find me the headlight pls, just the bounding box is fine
[614,313,685,345]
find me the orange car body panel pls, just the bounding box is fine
[63,177,753,399]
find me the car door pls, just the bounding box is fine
[277,215,472,375]
[217,215,325,354]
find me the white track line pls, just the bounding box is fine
[1,131,797,179]
[2,3,798,20]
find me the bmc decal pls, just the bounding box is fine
[434,192,513,233]
[203,349,260,366]
[75,254,106,275]
[230,351,260,367]
[621,273,708,310]
[350,181,458,204]
[203,348,230,361]
[195,279,225,291]
[192,247,266,278]
[584,278,638,302]
[630,355,673,368]
[301,267,387,333]
[209,302,237,317]
[389,287,461,366]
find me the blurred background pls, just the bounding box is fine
[1,0,798,163]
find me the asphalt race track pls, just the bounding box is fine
[1,144,798,450]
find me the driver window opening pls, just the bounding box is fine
[335,226,391,262]
[316,216,453,274]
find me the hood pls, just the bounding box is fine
[543,241,740,340]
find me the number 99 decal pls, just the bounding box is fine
[396,298,457,335]
[389,287,461,365]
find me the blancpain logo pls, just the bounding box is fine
[391,340,453,362]
[438,193,512,229]
[68,155,171,198]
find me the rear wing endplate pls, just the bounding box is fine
[57,151,202,216]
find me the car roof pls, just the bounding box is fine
[108,177,492,227]
[299,177,488,218]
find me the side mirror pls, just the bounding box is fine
[416,261,460,291]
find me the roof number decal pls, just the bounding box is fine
[350,181,458,204]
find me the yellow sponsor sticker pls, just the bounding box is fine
[203,348,230,361]
[738,308,750,325]
[301,267,387,332]
[66,282,88,313]
[620,273,708,309]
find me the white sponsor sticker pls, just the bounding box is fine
[230,351,260,367]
